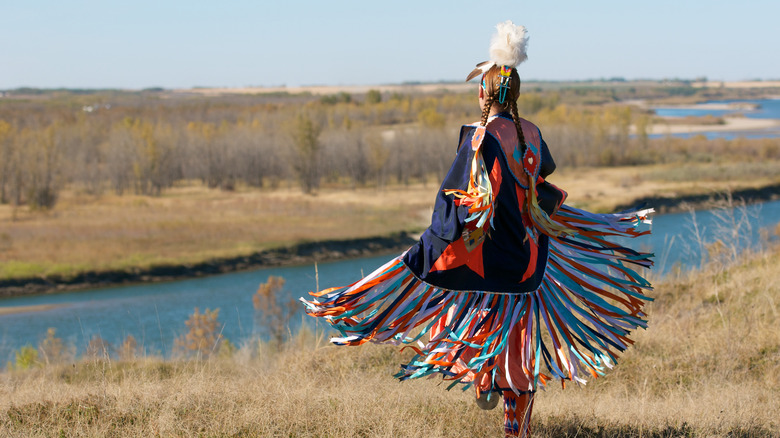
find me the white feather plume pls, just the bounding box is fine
[489,21,529,68]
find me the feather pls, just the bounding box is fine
[465,61,495,82]
[489,21,529,68]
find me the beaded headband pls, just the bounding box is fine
[480,64,513,104]
[497,65,513,104]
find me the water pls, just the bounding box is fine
[2,200,779,364]
[652,98,780,119]
[650,98,780,139]
[0,254,393,364]
[627,199,780,274]
[653,107,735,118]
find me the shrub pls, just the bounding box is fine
[253,276,297,346]
[174,308,224,359]
[365,89,382,104]
[417,107,445,128]
[118,335,138,361]
[39,327,69,365]
[85,335,112,360]
[7,344,39,371]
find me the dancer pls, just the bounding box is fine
[302,21,653,437]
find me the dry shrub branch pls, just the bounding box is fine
[253,276,298,346]
[174,307,224,359]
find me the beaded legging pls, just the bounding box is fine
[503,391,534,437]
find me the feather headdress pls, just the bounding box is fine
[466,21,529,82]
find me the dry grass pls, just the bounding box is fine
[2,162,778,281]
[0,337,501,438]
[1,245,778,437]
[549,162,779,213]
[533,247,780,437]
[0,182,436,280]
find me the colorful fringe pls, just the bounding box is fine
[443,126,495,230]
[300,205,653,392]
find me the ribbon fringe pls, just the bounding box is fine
[301,205,653,393]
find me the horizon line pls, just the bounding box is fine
[4,77,780,94]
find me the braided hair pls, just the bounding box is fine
[479,65,526,151]
[479,65,573,236]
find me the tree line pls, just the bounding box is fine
[0,88,776,209]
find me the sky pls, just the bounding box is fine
[1,0,778,89]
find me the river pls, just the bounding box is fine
[650,98,780,139]
[1,200,779,365]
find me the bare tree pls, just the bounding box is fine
[0,120,14,203]
[23,124,62,209]
[288,112,322,194]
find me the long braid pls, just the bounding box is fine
[480,94,496,127]
[505,74,573,237]
[477,66,572,236]
[508,99,526,155]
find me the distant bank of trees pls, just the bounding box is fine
[0,87,777,210]
[0,91,471,208]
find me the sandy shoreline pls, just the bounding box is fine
[625,96,780,135]
[647,116,780,135]
[0,303,66,316]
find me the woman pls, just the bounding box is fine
[302,21,653,437]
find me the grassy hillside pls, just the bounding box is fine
[1,245,778,437]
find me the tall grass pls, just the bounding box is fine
[1,239,778,436]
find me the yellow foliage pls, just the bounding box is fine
[0,119,12,138]
[174,308,223,358]
[417,107,445,128]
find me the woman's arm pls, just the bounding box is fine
[535,131,566,216]
[427,128,475,241]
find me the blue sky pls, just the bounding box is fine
[1,0,778,89]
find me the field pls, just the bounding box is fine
[1,244,778,437]
[1,159,779,282]
[2,82,779,284]
[0,183,435,280]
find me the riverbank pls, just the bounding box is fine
[627,97,780,136]
[2,156,780,297]
[2,183,780,298]
[2,246,777,437]
[0,183,436,290]
[0,232,416,298]
[648,116,780,136]
[551,163,780,214]
[613,182,780,214]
